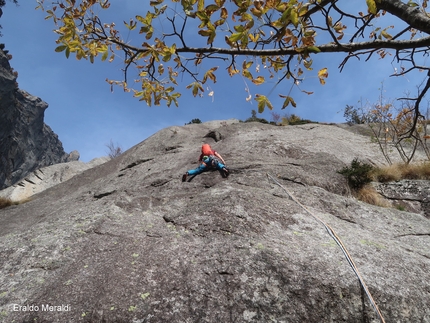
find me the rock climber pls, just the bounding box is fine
[182,144,229,182]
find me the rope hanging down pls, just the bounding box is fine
[266,173,386,323]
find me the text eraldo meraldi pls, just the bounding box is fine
[10,304,71,312]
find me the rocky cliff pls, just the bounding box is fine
[0,46,77,189]
[0,120,429,323]
[0,156,110,202]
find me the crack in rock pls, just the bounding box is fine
[94,190,116,199]
[120,158,154,171]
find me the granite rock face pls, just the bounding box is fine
[375,180,430,218]
[0,156,109,202]
[0,47,74,189]
[0,120,429,323]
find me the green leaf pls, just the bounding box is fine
[254,94,273,113]
[290,9,299,27]
[205,4,220,13]
[229,32,243,43]
[140,292,150,300]
[55,45,67,53]
[242,69,253,80]
[101,50,109,62]
[366,0,378,14]
[136,15,145,24]
[306,46,321,53]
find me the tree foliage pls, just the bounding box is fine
[344,104,379,125]
[343,83,430,164]
[368,96,430,164]
[37,0,430,131]
[105,139,123,159]
[186,118,202,124]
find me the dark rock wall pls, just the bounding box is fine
[0,47,72,189]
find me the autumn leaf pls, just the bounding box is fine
[202,67,218,83]
[381,30,392,40]
[227,65,240,76]
[318,67,329,85]
[279,95,297,109]
[186,82,204,97]
[252,76,265,85]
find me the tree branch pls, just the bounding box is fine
[173,37,430,56]
[378,0,430,35]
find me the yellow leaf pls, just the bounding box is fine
[318,67,328,85]
[252,76,265,85]
[250,7,263,17]
[243,60,253,69]
[366,0,377,14]
[198,0,204,11]
[249,33,260,43]
[381,30,392,40]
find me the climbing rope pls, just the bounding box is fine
[267,173,386,323]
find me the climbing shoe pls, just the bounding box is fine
[182,173,188,182]
[222,167,229,178]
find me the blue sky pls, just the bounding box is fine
[1,1,427,162]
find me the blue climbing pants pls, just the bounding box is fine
[187,157,225,176]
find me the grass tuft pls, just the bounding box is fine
[338,159,430,209]
[354,185,390,208]
[371,165,402,182]
[372,162,430,182]
[0,197,14,209]
[0,197,31,209]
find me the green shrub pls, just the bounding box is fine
[280,113,315,126]
[338,158,374,191]
[185,118,202,125]
[244,110,269,124]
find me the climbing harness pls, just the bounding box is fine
[267,173,386,323]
